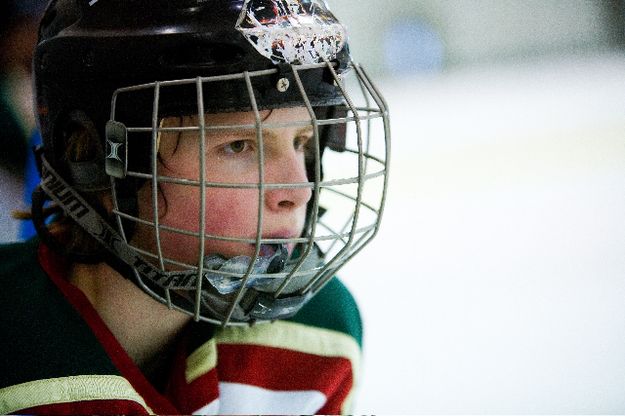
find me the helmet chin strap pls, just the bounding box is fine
[35,155,320,324]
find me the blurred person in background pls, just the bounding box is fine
[0,0,46,176]
[0,0,47,242]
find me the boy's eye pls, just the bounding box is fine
[224,140,249,154]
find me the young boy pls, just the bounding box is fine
[0,0,389,414]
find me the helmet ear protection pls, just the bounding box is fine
[57,110,109,192]
[33,0,390,326]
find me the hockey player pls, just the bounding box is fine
[0,0,390,414]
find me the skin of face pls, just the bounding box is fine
[132,106,314,268]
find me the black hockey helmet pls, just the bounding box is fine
[32,0,390,326]
[35,0,350,187]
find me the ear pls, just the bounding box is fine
[61,110,110,191]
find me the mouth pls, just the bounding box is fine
[259,243,279,258]
[258,241,296,256]
[252,232,299,256]
[252,234,299,274]
[261,243,289,273]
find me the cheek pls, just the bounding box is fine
[158,183,260,237]
[133,183,264,264]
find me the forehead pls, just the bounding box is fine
[203,106,311,126]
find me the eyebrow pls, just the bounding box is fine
[235,125,314,141]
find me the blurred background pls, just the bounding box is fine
[1,0,625,413]
[328,0,625,413]
[0,0,45,242]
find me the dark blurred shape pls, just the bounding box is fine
[607,0,625,47]
[0,0,46,176]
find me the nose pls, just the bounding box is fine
[264,151,312,212]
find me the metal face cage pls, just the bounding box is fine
[102,60,390,326]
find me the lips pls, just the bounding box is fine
[254,231,300,256]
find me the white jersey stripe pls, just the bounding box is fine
[201,382,327,415]
[193,398,220,415]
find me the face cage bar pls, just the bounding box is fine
[107,59,390,326]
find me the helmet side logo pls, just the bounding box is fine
[236,0,347,65]
[106,142,123,163]
[105,121,128,179]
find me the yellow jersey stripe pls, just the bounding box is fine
[215,320,360,361]
[0,375,152,415]
[185,338,218,384]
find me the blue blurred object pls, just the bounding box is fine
[19,130,42,240]
[6,0,46,18]
[0,0,47,31]
[384,19,444,75]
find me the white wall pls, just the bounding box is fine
[338,51,625,413]
[331,0,615,73]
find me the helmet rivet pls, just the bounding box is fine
[276,77,290,92]
[84,49,95,67]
